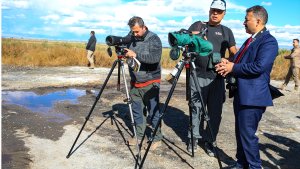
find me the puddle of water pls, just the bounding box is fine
[2,89,87,123]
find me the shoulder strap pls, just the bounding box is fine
[220,25,225,39]
[188,21,208,38]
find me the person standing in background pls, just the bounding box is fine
[280,38,300,91]
[86,31,97,69]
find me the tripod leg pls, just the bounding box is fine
[139,61,185,169]
[66,60,119,158]
[119,61,142,164]
[186,66,195,157]
[117,59,121,91]
[190,66,223,169]
[186,65,190,101]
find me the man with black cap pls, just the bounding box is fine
[184,0,237,156]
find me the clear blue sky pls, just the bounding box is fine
[2,0,300,49]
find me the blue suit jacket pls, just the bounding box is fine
[232,30,278,107]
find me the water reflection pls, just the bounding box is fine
[2,89,87,123]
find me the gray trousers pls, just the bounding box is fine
[130,83,163,141]
[188,76,225,142]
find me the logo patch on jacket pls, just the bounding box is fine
[215,32,222,36]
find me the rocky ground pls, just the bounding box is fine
[2,65,300,169]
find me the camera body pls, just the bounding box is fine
[226,74,237,98]
[226,74,236,85]
[115,45,128,55]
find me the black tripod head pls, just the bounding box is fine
[170,45,199,67]
[106,45,128,59]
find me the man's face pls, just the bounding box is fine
[131,24,146,38]
[209,8,225,25]
[243,12,258,34]
[293,40,299,47]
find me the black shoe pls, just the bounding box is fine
[187,138,198,153]
[204,142,215,157]
[226,162,249,169]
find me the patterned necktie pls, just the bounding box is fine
[234,37,253,63]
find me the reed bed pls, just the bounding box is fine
[2,38,293,80]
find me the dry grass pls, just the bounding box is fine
[2,38,116,67]
[1,38,294,80]
[270,49,291,80]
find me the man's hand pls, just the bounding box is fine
[215,59,234,77]
[124,48,136,58]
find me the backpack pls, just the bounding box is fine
[188,21,222,69]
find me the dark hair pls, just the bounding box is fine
[246,5,268,25]
[91,31,95,35]
[128,16,145,28]
[293,38,299,43]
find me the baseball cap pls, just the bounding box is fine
[210,0,226,11]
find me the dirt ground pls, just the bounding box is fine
[2,65,300,169]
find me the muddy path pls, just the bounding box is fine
[2,65,300,169]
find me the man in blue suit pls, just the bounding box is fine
[215,5,278,169]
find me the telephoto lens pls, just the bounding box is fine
[105,35,132,46]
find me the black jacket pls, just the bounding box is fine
[86,35,97,51]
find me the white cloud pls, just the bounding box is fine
[2,0,30,9]
[267,24,300,48]
[2,0,300,48]
[41,14,60,21]
[2,91,38,101]
[227,2,247,12]
[2,5,10,9]
[261,1,272,6]
[67,27,106,36]
[16,14,26,18]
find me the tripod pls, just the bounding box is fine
[66,53,141,163]
[139,47,222,169]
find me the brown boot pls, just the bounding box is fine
[127,137,138,146]
[147,140,162,151]
[127,137,147,146]
[89,63,95,69]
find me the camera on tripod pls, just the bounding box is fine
[168,29,213,60]
[105,35,133,56]
[166,29,220,83]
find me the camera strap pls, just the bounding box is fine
[200,22,208,38]
[204,22,226,41]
